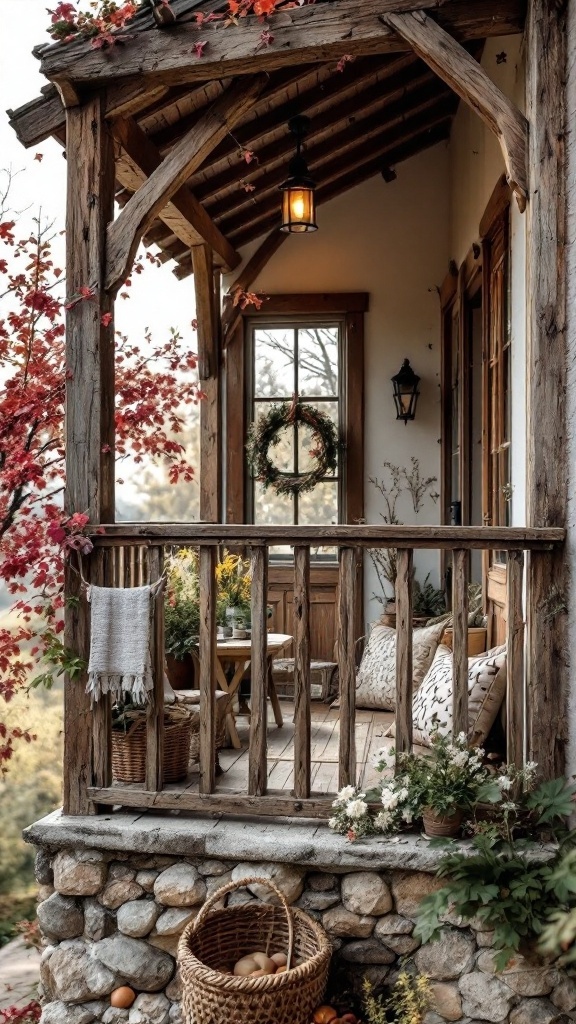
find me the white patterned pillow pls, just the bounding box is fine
[355,620,447,711]
[410,643,507,747]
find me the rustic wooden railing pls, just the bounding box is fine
[70,524,564,819]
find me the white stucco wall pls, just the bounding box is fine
[226,144,451,626]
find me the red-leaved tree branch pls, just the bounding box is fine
[0,173,202,770]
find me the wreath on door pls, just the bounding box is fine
[246,397,340,497]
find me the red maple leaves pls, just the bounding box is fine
[0,185,202,771]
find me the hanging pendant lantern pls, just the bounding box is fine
[392,359,420,424]
[279,115,318,233]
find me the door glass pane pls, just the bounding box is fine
[298,481,339,526]
[297,401,339,476]
[254,483,295,524]
[254,327,295,397]
[253,401,294,473]
[297,327,339,397]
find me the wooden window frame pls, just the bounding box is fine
[224,293,367,528]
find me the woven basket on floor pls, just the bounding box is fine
[178,876,331,1024]
[111,704,193,784]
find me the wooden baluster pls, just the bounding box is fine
[92,547,112,792]
[452,548,469,738]
[146,547,165,792]
[249,544,268,795]
[199,545,217,795]
[338,547,357,788]
[293,546,311,799]
[395,548,413,759]
[506,549,525,771]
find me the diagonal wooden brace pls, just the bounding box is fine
[382,10,528,211]
[105,74,266,293]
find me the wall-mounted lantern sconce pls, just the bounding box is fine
[391,358,420,424]
[279,115,318,234]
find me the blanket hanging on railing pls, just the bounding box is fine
[86,584,158,704]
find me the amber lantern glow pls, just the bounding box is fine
[279,115,317,233]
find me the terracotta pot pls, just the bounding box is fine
[441,626,487,656]
[422,807,464,838]
[166,652,195,690]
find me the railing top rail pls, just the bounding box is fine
[89,523,565,550]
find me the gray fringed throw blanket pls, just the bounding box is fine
[87,584,155,704]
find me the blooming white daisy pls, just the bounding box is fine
[346,798,368,819]
[334,785,357,805]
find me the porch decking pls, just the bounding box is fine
[217,702,393,795]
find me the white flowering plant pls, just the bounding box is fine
[329,785,376,841]
[374,732,502,829]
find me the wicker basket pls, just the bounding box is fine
[111,704,193,784]
[178,876,331,1024]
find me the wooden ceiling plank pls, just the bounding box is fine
[39,0,525,92]
[216,96,456,237]
[195,66,434,211]
[383,10,528,208]
[105,74,265,293]
[113,116,240,271]
[150,62,327,153]
[189,54,421,202]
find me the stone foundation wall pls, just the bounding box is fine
[33,845,576,1024]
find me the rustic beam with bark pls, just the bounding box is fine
[105,76,264,293]
[525,0,568,780]
[64,95,116,815]
[38,0,526,93]
[112,116,240,271]
[382,10,528,209]
[193,244,222,523]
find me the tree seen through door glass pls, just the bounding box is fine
[251,322,341,534]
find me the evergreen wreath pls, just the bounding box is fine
[246,397,340,496]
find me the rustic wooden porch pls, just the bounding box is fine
[78,523,564,820]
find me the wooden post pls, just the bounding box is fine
[506,549,525,772]
[249,545,268,795]
[451,548,469,738]
[193,244,221,523]
[199,545,217,795]
[293,546,311,799]
[63,94,115,815]
[338,546,357,788]
[525,0,568,780]
[394,548,413,757]
[146,546,165,792]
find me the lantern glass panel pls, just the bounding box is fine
[281,187,317,232]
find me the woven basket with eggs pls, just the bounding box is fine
[177,875,331,1024]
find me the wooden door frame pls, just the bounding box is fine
[224,293,367,527]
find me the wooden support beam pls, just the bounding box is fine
[382,10,528,210]
[105,76,264,293]
[63,94,115,815]
[39,0,527,93]
[526,0,568,781]
[199,546,217,795]
[222,230,287,344]
[193,244,222,523]
[113,117,240,272]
